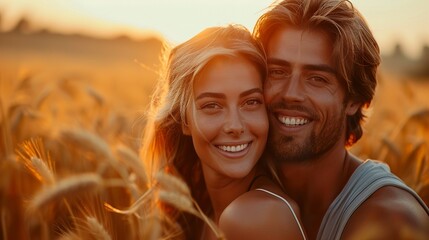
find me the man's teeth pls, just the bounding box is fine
[279,116,309,126]
[218,143,249,152]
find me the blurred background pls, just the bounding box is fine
[1,0,428,117]
[0,0,428,238]
[1,0,428,113]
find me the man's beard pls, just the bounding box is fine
[267,108,346,163]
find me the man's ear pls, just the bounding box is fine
[182,122,191,136]
[345,100,360,116]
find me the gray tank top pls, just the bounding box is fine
[317,160,429,240]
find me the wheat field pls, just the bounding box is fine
[0,31,428,239]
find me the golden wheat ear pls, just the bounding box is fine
[16,138,56,185]
[155,172,225,240]
[85,216,112,240]
[115,144,147,185]
[27,173,103,214]
[104,187,154,215]
[156,171,191,196]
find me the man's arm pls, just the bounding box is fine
[342,186,429,240]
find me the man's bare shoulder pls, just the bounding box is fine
[342,186,429,240]
[219,188,304,240]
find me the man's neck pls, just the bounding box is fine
[279,147,361,240]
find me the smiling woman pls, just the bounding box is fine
[139,24,307,239]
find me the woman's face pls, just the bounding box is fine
[183,55,268,180]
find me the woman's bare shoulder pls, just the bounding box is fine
[219,183,305,240]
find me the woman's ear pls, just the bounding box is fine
[345,100,360,116]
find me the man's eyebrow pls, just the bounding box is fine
[304,64,337,75]
[267,58,291,66]
[268,57,337,75]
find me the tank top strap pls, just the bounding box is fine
[247,174,265,191]
[255,188,307,240]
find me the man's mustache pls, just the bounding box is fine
[266,102,319,120]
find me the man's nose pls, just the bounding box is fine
[280,74,305,102]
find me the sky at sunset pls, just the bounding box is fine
[1,0,428,58]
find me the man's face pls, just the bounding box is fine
[264,25,355,163]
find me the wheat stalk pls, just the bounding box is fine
[155,172,224,238]
[85,86,105,106]
[59,128,114,160]
[405,142,428,191]
[28,173,103,212]
[115,144,147,184]
[158,190,225,240]
[0,97,14,158]
[156,172,191,197]
[57,232,81,240]
[158,190,197,216]
[86,216,112,240]
[104,187,154,215]
[17,138,56,184]
[59,128,141,197]
[155,171,225,239]
[191,198,225,240]
[1,207,7,240]
[30,157,56,185]
[34,87,52,109]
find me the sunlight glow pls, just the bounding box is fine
[0,0,428,57]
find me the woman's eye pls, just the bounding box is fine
[198,102,224,112]
[202,103,221,109]
[242,98,263,109]
[246,99,262,105]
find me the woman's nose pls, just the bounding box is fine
[223,109,245,136]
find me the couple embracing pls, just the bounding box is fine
[140,0,429,239]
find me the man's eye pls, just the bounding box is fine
[308,76,328,83]
[268,68,288,79]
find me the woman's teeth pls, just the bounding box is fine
[217,143,249,152]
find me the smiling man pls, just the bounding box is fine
[254,0,429,239]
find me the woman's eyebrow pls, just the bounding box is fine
[195,92,225,100]
[195,88,262,100]
[239,88,263,98]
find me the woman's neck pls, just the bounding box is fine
[202,167,257,224]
